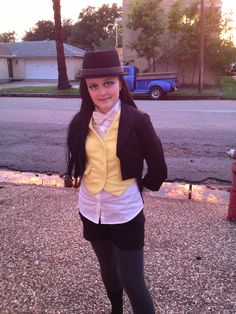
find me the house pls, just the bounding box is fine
[123,0,222,86]
[0,45,12,82]
[0,41,86,82]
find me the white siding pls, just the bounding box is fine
[0,58,9,80]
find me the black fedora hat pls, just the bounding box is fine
[79,50,124,78]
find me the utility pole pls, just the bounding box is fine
[115,17,123,48]
[198,0,205,92]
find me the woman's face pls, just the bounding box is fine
[85,76,121,113]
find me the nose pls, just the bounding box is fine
[97,86,107,96]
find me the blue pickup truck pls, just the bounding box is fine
[123,66,178,100]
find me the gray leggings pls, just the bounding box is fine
[91,240,155,314]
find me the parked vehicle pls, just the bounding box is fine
[226,63,236,76]
[123,66,178,100]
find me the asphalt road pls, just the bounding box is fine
[0,97,236,185]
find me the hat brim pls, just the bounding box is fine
[79,66,124,78]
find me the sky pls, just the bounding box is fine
[0,0,122,40]
[0,0,235,44]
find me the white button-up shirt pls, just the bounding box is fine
[78,100,143,224]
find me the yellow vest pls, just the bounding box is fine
[83,110,135,196]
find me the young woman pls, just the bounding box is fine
[66,50,167,314]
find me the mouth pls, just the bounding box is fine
[98,97,110,101]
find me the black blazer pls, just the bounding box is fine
[67,101,167,191]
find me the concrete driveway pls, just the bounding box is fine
[0,80,80,89]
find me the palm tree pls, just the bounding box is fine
[52,0,71,89]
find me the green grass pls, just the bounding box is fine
[0,85,80,95]
[220,76,236,99]
[170,76,236,99]
[1,76,236,99]
[171,87,221,97]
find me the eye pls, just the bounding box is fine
[88,84,97,90]
[104,80,115,87]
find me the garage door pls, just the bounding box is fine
[25,60,58,79]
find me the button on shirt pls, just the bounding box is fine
[78,99,143,224]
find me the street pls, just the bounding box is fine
[0,97,236,184]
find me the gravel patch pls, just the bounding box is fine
[0,183,235,313]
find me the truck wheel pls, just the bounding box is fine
[150,86,163,100]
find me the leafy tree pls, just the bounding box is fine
[22,20,55,41]
[169,0,199,82]
[52,0,71,89]
[168,0,184,37]
[61,19,73,42]
[69,4,122,49]
[0,31,16,42]
[22,19,73,42]
[126,0,166,71]
[167,0,236,82]
[203,1,236,74]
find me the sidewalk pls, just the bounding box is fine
[0,182,235,313]
[0,80,80,98]
[0,80,59,88]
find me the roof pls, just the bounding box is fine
[0,43,13,57]
[0,41,85,58]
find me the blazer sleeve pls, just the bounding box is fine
[137,113,167,191]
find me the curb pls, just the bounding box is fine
[0,92,223,100]
[166,95,223,100]
[0,92,80,98]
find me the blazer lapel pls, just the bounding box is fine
[117,102,136,155]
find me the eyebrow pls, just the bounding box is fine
[87,77,117,85]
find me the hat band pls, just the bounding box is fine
[80,66,123,78]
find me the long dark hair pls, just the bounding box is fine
[66,75,137,178]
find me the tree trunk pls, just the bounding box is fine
[52,0,71,89]
[191,59,198,88]
[153,57,156,72]
[148,58,151,72]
